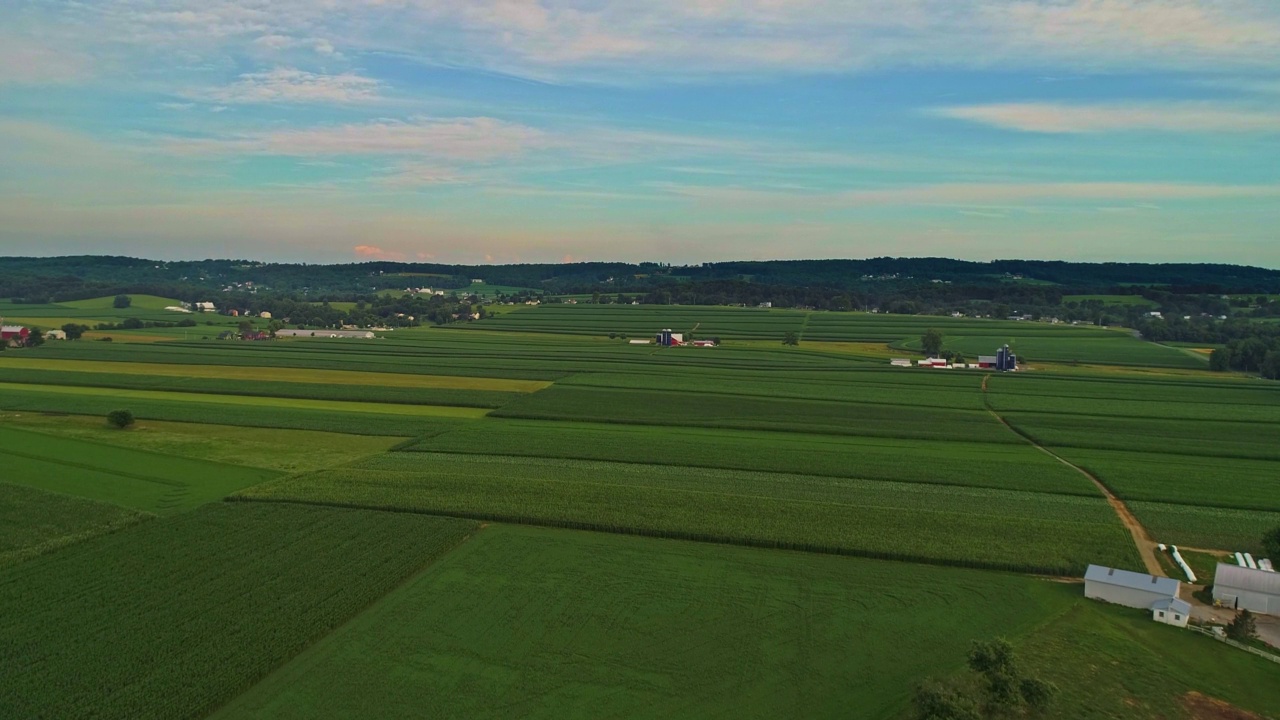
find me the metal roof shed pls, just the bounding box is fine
[1213,563,1280,615]
[1084,565,1181,611]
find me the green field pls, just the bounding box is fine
[0,482,150,567]
[0,426,279,513]
[5,297,1280,718]
[213,524,1074,720]
[238,451,1138,574]
[1062,294,1160,307]
[0,503,476,720]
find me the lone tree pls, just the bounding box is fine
[106,409,135,429]
[1227,609,1258,642]
[61,323,89,340]
[1263,526,1280,561]
[113,294,132,309]
[922,328,944,356]
[782,331,800,346]
[915,638,1057,720]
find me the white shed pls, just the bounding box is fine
[1213,563,1280,615]
[1150,598,1191,627]
[1084,565,1182,611]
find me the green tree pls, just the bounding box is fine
[106,409,135,429]
[1227,609,1257,642]
[61,323,87,340]
[912,680,981,720]
[25,328,44,347]
[113,294,132,309]
[1209,347,1232,372]
[1019,677,1058,715]
[922,328,944,356]
[1262,351,1280,381]
[237,319,253,334]
[782,331,799,346]
[1263,527,1280,560]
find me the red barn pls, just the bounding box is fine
[2,325,30,345]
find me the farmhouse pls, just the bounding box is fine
[194,301,217,312]
[45,329,67,340]
[1085,565,1183,617]
[2,325,30,346]
[1213,563,1280,615]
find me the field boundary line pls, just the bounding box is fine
[981,374,1164,576]
[228,496,1085,576]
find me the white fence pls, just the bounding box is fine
[1188,626,1280,664]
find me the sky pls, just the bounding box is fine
[1,1,1279,266]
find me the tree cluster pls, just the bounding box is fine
[913,639,1057,720]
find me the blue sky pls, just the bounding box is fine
[1,1,1278,265]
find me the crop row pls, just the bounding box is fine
[0,503,477,720]
[236,452,1142,575]
[1051,446,1280,513]
[0,482,151,568]
[0,386,465,437]
[0,368,522,409]
[407,419,1098,496]
[1001,412,1280,462]
[1128,501,1280,555]
[491,385,1019,444]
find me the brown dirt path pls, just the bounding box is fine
[981,374,1165,576]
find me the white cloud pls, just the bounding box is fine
[204,68,381,103]
[935,102,1280,133]
[0,37,91,85]
[169,116,549,161]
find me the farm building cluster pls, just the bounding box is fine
[2,324,31,347]
[891,345,1018,371]
[1085,565,1191,627]
[1213,560,1280,614]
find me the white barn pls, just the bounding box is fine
[1213,563,1280,615]
[1085,565,1182,612]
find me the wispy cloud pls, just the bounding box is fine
[202,68,381,104]
[935,102,1280,133]
[353,244,406,260]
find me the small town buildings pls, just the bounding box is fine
[1213,563,1280,615]
[1150,597,1192,627]
[1085,565,1183,613]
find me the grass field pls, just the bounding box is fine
[0,503,477,720]
[0,413,404,473]
[1128,502,1280,554]
[237,452,1139,574]
[0,483,150,568]
[0,426,279,513]
[1062,294,1159,306]
[212,524,1074,720]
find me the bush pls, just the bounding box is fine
[113,294,132,309]
[106,410,135,429]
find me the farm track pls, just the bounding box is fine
[981,374,1164,576]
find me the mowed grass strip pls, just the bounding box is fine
[0,503,478,720]
[0,357,551,392]
[0,382,491,418]
[237,452,1140,574]
[0,426,279,514]
[213,524,1075,720]
[410,419,1099,496]
[0,482,151,568]
[0,414,404,474]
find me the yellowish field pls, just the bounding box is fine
[0,357,551,392]
[0,382,492,418]
[0,413,403,473]
[80,332,184,343]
